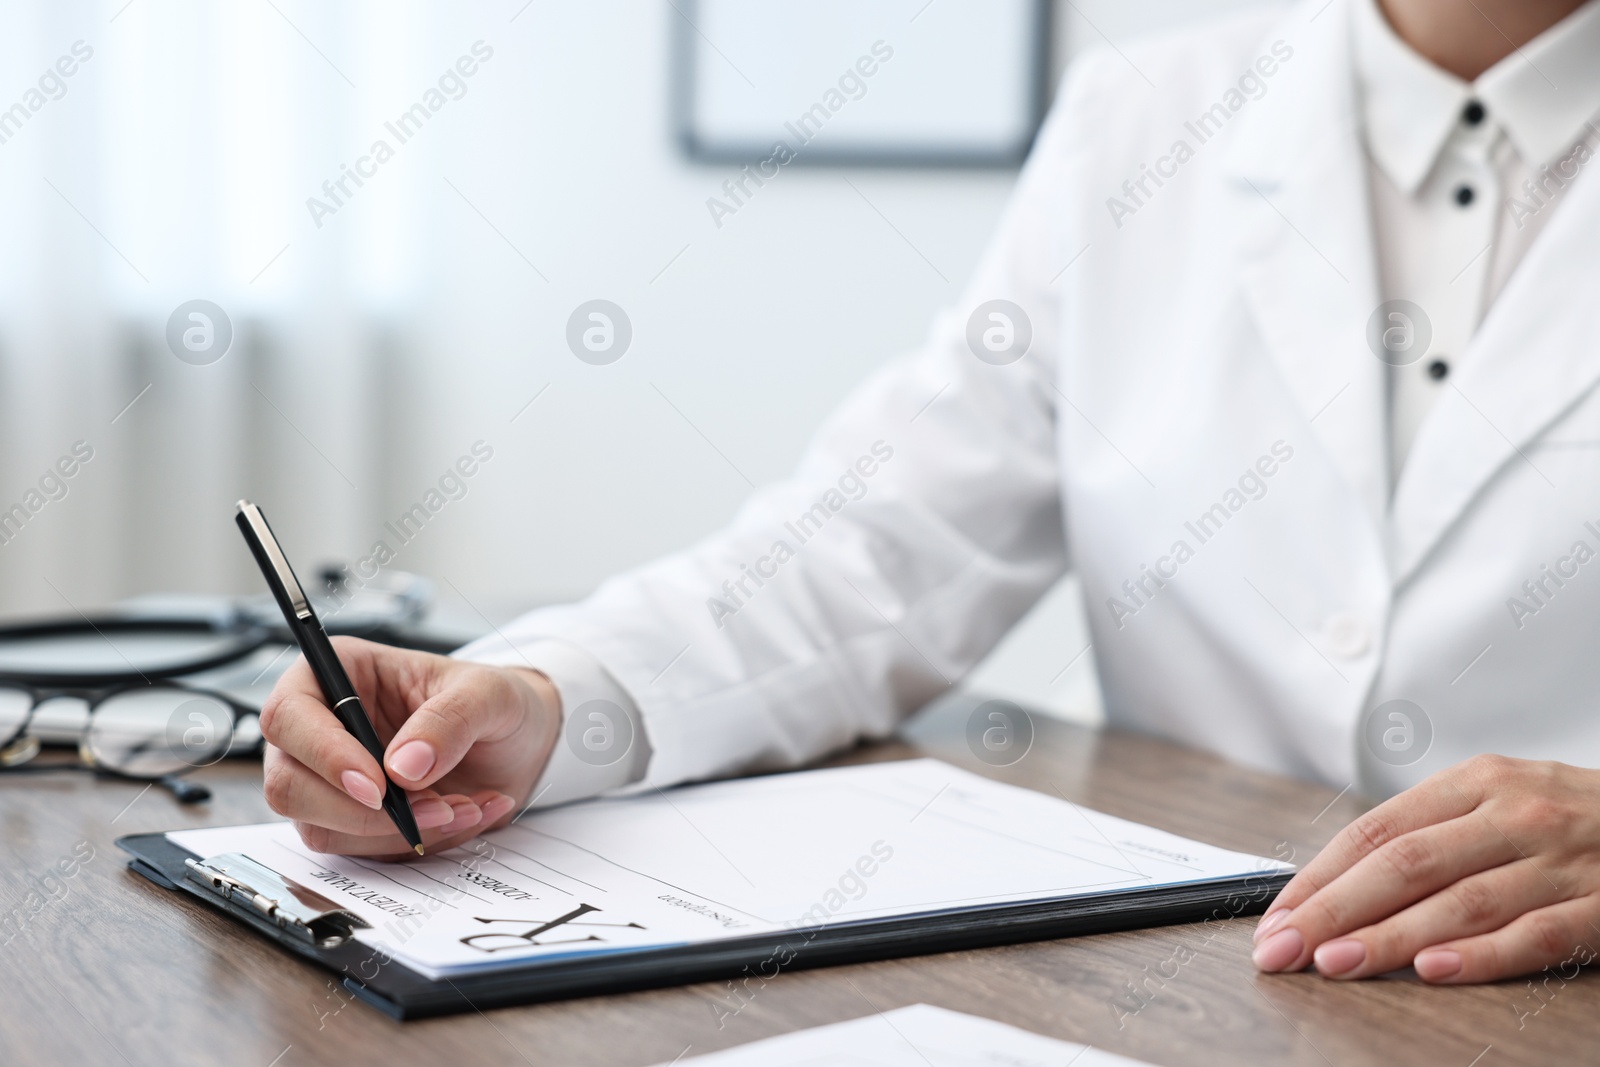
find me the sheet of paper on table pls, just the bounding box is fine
[653,1003,1156,1066]
[169,758,1291,981]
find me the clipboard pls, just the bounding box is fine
[117,829,1290,1021]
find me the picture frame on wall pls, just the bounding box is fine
[673,0,1052,167]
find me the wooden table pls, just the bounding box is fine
[2,694,1590,1066]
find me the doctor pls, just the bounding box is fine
[258,0,1600,984]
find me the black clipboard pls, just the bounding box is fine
[118,829,1290,1021]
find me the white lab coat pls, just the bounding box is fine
[472,0,1600,799]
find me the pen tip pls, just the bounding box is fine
[415,844,425,856]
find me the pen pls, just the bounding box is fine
[234,500,425,856]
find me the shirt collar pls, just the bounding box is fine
[1478,1,1600,170]
[1352,0,1600,194]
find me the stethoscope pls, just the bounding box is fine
[0,616,273,687]
[0,568,447,684]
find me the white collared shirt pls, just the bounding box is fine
[1352,0,1600,482]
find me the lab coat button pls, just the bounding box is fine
[1323,613,1370,658]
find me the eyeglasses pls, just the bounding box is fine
[0,569,443,805]
[0,681,259,801]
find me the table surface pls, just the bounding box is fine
[2,696,1592,1067]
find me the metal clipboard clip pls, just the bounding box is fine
[185,853,371,948]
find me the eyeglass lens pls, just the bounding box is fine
[0,687,34,765]
[84,690,236,777]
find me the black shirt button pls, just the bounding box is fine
[1454,185,1475,206]
[1428,359,1449,380]
[1462,99,1486,126]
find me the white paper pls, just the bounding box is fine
[169,758,1289,980]
[652,1003,1155,1067]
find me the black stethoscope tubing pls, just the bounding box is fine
[0,616,271,687]
[0,613,463,689]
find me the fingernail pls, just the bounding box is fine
[1252,927,1305,972]
[390,740,436,782]
[1313,938,1367,977]
[341,770,383,810]
[481,793,516,823]
[442,803,483,834]
[1415,948,1463,981]
[413,798,454,829]
[1254,907,1292,944]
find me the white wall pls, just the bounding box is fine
[0,0,1285,723]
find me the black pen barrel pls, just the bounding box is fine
[295,616,360,703]
[382,778,424,849]
[326,689,424,850]
[235,500,426,855]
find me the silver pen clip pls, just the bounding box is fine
[235,500,313,620]
[185,853,370,948]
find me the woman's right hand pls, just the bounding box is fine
[259,636,561,858]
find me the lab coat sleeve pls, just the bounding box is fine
[492,640,654,809]
[455,67,1100,789]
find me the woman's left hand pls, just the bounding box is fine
[1252,754,1600,983]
